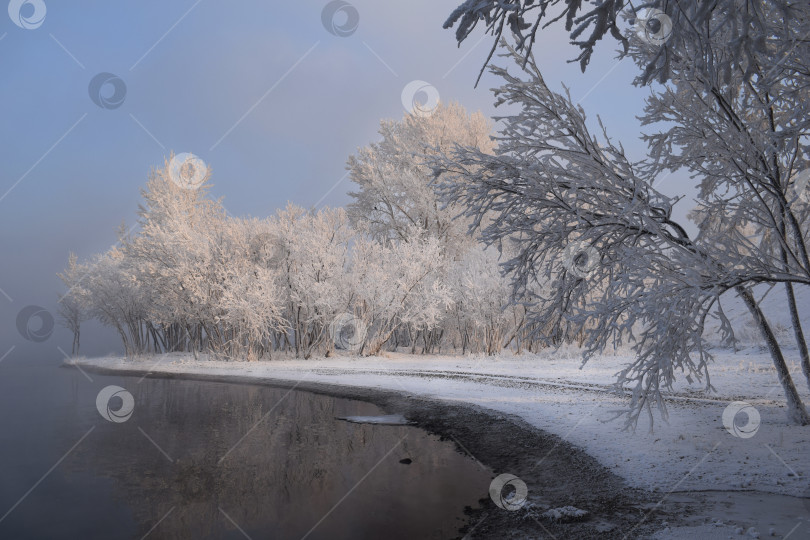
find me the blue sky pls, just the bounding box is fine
[0,0,688,357]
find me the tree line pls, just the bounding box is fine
[58,105,562,362]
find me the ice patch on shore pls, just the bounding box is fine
[337,414,410,425]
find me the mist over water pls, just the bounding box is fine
[0,356,490,539]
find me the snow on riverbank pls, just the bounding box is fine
[69,346,810,503]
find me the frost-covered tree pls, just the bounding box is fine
[346,103,522,354]
[57,253,90,355]
[81,247,153,356]
[439,0,810,423]
[270,204,355,358]
[350,229,453,355]
[434,46,810,426]
[447,246,516,355]
[122,156,227,355]
[347,102,494,258]
[629,3,810,392]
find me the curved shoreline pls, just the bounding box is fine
[66,359,664,539]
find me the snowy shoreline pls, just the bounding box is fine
[68,349,810,494]
[68,349,810,537]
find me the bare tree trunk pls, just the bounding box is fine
[738,286,810,425]
[186,324,198,361]
[775,199,810,392]
[784,282,810,392]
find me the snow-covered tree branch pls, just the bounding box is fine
[432,45,810,426]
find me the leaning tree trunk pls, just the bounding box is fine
[776,205,810,392]
[738,286,810,425]
[784,282,810,392]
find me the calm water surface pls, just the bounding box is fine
[0,356,491,539]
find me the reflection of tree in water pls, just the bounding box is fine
[70,380,490,539]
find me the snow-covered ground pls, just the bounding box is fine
[70,343,810,537]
